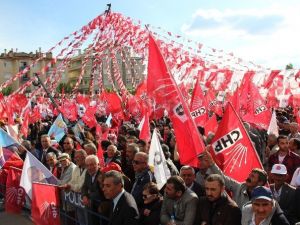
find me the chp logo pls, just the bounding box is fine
[40,201,59,221]
[190,107,206,119]
[6,187,25,206]
[173,103,187,123]
[212,128,243,153]
[255,105,267,115]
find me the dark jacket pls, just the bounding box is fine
[108,191,139,225]
[139,198,162,225]
[190,181,205,198]
[131,168,155,208]
[270,183,297,224]
[81,169,105,225]
[194,194,241,225]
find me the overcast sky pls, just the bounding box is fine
[1,0,299,69]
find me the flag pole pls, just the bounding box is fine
[34,73,69,124]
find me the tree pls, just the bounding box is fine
[1,86,13,96]
[286,63,294,70]
[56,82,72,93]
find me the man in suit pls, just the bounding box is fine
[81,155,105,225]
[160,176,198,225]
[270,163,297,224]
[103,170,139,225]
[179,165,205,198]
[39,134,60,165]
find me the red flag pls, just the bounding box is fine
[82,105,97,128]
[99,91,122,114]
[147,35,205,166]
[204,114,218,136]
[263,70,281,89]
[29,106,41,124]
[190,75,209,127]
[61,100,77,121]
[5,167,25,213]
[9,94,28,114]
[20,108,30,138]
[243,82,271,130]
[139,111,151,142]
[210,103,263,182]
[76,93,90,108]
[31,183,61,225]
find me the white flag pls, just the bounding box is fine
[137,115,145,131]
[105,113,112,127]
[5,124,19,142]
[267,111,279,136]
[148,129,171,189]
[20,151,58,199]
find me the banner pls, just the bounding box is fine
[31,183,61,225]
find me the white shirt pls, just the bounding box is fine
[278,155,286,164]
[250,213,266,225]
[113,189,125,211]
[272,186,282,201]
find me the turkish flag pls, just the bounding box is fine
[147,34,205,166]
[210,103,263,182]
[5,167,25,214]
[31,183,61,225]
[190,75,209,127]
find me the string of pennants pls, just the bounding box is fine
[1,10,300,133]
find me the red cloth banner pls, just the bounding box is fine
[5,167,25,213]
[210,103,263,182]
[31,183,61,225]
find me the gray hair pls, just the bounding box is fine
[127,143,139,154]
[135,152,148,161]
[75,149,87,157]
[180,165,195,174]
[46,152,57,160]
[83,143,97,154]
[85,155,99,165]
[104,170,124,186]
[107,144,117,152]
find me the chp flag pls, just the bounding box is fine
[31,182,61,225]
[5,166,25,213]
[210,103,263,182]
[147,34,206,167]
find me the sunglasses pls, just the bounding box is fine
[132,160,145,165]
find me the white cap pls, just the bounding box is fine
[271,164,287,175]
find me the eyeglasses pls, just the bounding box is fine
[64,142,71,145]
[142,194,155,199]
[132,160,145,165]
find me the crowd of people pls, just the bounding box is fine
[1,106,300,225]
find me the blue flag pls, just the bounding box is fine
[48,114,67,142]
[0,128,21,168]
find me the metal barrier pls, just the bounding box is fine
[0,180,109,225]
[60,190,109,225]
